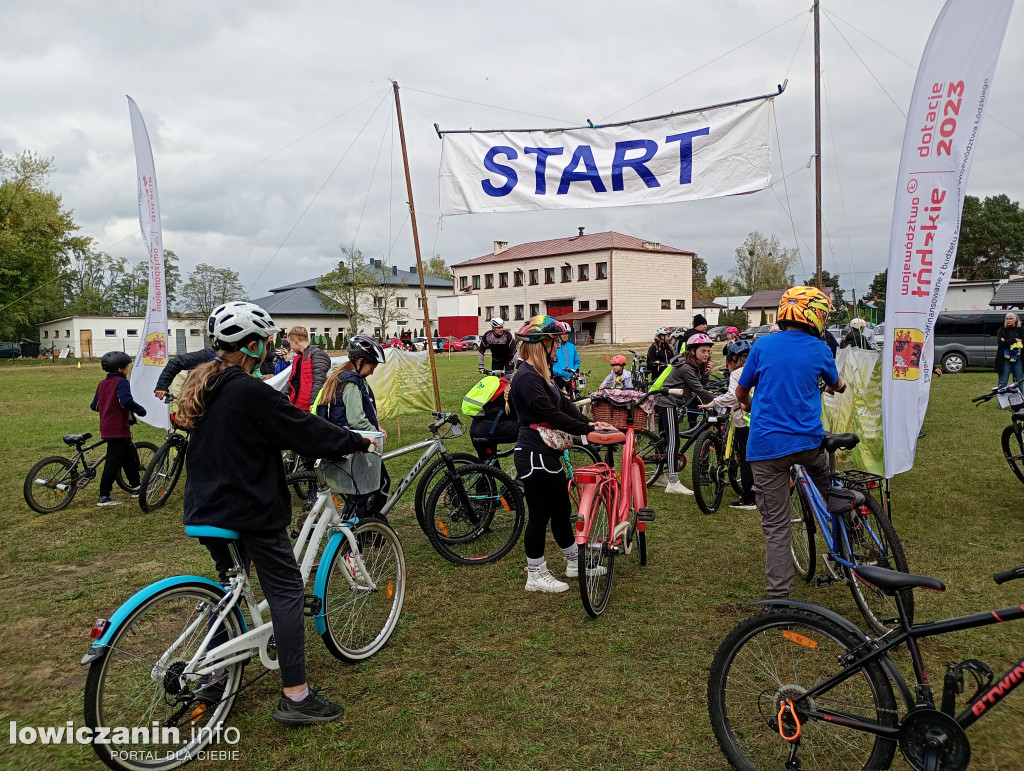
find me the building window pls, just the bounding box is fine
[514,270,524,287]
[459,276,468,290]
[310,327,317,333]
[126,329,138,336]
[544,267,555,284]
[104,329,116,337]
[485,274,494,289]
[514,304,524,320]
[561,265,572,283]
[373,296,383,307]
[596,299,608,310]
[189,329,201,336]
[529,303,539,316]
[396,297,407,308]
[661,299,671,310]
[529,269,539,285]
[500,305,509,320]
[485,306,494,319]
[676,299,686,310]
[578,300,590,311]
[596,262,608,280]
[578,264,589,281]
[499,272,509,288]
[417,296,424,308]
[65,329,71,337]
[472,275,481,290]
[43,330,49,338]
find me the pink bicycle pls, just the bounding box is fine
[570,392,657,618]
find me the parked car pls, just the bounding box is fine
[707,326,729,342]
[826,327,844,345]
[440,336,469,352]
[410,337,428,350]
[932,310,1007,373]
[0,342,22,359]
[739,324,772,341]
[871,323,885,350]
[462,335,481,350]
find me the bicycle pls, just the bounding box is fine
[788,431,912,634]
[690,408,735,514]
[971,383,1024,484]
[708,562,1024,771]
[570,389,666,617]
[139,395,189,512]
[23,428,157,514]
[82,461,406,771]
[628,350,649,392]
[637,404,714,489]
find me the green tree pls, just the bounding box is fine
[866,270,887,318]
[706,275,733,300]
[178,263,247,321]
[805,269,845,307]
[716,308,747,330]
[0,151,85,339]
[731,232,797,293]
[691,255,708,298]
[954,194,1024,279]
[62,247,127,316]
[319,244,374,335]
[423,254,450,281]
[368,258,409,337]
[110,248,181,315]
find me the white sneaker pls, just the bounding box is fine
[664,480,694,495]
[565,555,608,579]
[525,562,569,593]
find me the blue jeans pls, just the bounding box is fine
[999,357,1023,388]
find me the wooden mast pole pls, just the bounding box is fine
[392,80,441,411]
[813,0,823,290]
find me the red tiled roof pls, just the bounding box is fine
[451,231,693,268]
[743,287,835,309]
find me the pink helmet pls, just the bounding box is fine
[726,326,739,335]
[687,333,714,348]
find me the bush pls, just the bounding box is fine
[716,309,748,331]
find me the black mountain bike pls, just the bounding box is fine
[629,350,649,392]
[709,562,1024,771]
[972,383,1024,484]
[138,396,189,512]
[24,430,157,514]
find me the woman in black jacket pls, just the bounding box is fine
[646,327,673,377]
[176,302,373,726]
[996,312,1024,388]
[509,316,615,594]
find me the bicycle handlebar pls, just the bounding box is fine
[994,565,1024,585]
[972,385,1019,404]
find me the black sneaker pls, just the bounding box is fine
[272,688,345,725]
[728,498,757,510]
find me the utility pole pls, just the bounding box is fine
[813,0,823,290]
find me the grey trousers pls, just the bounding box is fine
[750,447,831,598]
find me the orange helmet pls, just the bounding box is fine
[777,286,832,334]
[610,355,627,365]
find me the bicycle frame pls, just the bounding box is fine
[376,421,467,518]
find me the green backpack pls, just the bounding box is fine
[650,364,674,392]
[461,375,507,416]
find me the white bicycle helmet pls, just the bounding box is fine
[656,326,672,337]
[490,317,505,328]
[208,301,281,345]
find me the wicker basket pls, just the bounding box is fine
[591,399,648,432]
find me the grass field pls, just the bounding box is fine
[1,349,1022,770]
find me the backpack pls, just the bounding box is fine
[461,375,508,416]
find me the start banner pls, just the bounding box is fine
[438,98,773,215]
[881,0,1013,478]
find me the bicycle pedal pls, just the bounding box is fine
[637,508,656,522]
[302,594,322,617]
[814,575,836,588]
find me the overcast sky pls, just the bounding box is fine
[3,0,1023,301]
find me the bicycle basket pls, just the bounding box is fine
[322,454,383,496]
[998,386,1024,410]
[590,389,649,432]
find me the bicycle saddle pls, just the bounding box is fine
[63,433,92,446]
[854,564,946,594]
[185,525,241,541]
[821,432,860,453]
[586,429,627,445]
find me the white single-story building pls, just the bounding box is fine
[37,315,208,358]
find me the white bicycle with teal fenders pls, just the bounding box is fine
[81,461,406,771]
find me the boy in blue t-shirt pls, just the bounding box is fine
[736,287,845,599]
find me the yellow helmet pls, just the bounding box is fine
[777,286,831,334]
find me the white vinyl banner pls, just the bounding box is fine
[127,96,170,431]
[438,99,773,215]
[882,0,1013,478]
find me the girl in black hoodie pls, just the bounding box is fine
[176,301,373,726]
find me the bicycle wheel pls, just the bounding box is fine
[634,429,666,487]
[84,583,245,771]
[23,455,78,513]
[790,473,816,583]
[841,491,914,635]
[562,444,600,479]
[692,431,726,514]
[579,489,616,617]
[286,468,319,505]
[424,464,526,565]
[116,441,157,492]
[1001,424,1024,484]
[728,449,744,497]
[138,437,186,512]
[413,452,479,534]
[707,607,897,771]
[320,517,406,663]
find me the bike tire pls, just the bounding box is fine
[83,582,245,771]
[23,455,78,513]
[423,464,526,566]
[286,468,319,504]
[138,436,186,512]
[320,517,407,663]
[707,606,897,771]
[1001,423,1024,484]
[692,431,726,514]
[841,491,914,635]
[116,441,157,493]
[562,444,600,479]
[790,471,816,583]
[728,449,744,497]
[578,489,616,617]
[634,429,666,487]
[413,452,479,534]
